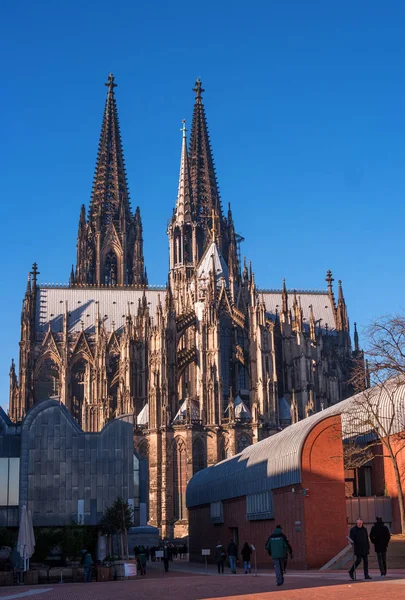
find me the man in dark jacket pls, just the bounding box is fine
[215,541,226,574]
[227,539,238,574]
[370,516,391,577]
[348,518,372,580]
[265,525,293,586]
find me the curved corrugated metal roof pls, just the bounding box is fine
[186,379,405,508]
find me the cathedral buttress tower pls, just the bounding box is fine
[74,74,147,287]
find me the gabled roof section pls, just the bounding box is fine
[89,74,131,232]
[225,395,251,419]
[173,399,200,423]
[189,79,222,219]
[198,241,228,285]
[72,330,94,360]
[137,403,149,426]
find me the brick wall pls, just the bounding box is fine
[382,435,405,533]
[301,415,347,567]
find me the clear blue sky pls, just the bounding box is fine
[2,1,405,410]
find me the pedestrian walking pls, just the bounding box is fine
[348,518,372,580]
[163,543,170,572]
[241,542,252,574]
[81,549,93,583]
[265,525,293,587]
[227,538,238,574]
[215,541,226,574]
[137,545,147,575]
[370,516,391,578]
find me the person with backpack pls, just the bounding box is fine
[370,516,391,578]
[265,525,293,586]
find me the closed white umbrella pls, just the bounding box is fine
[26,509,35,568]
[17,505,35,571]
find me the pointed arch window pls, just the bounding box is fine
[35,357,60,401]
[173,438,187,520]
[71,358,88,424]
[192,437,207,475]
[104,250,117,285]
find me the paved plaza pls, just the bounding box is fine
[0,563,405,600]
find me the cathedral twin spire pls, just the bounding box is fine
[73,74,147,287]
[74,75,231,287]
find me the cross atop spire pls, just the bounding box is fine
[105,73,117,92]
[30,262,40,287]
[193,77,204,102]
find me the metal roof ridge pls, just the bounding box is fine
[259,288,328,295]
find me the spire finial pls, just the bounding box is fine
[105,73,117,92]
[30,263,40,286]
[193,77,204,101]
[354,321,359,352]
[181,119,187,139]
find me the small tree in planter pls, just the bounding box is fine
[100,498,133,559]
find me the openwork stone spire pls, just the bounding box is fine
[189,78,222,221]
[89,73,131,231]
[73,75,147,287]
[175,120,193,223]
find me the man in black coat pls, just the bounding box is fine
[227,539,238,574]
[348,518,372,580]
[370,516,391,577]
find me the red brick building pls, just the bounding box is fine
[186,381,405,568]
[186,411,348,569]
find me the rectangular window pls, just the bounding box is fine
[210,501,224,524]
[77,499,84,524]
[0,459,8,506]
[246,491,274,521]
[8,458,20,506]
[133,455,140,509]
[0,458,20,506]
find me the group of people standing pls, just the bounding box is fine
[215,526,293,584]
[214,540,254,574]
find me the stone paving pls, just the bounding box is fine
[0,563,404,600]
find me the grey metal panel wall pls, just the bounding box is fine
[20,400,134,526]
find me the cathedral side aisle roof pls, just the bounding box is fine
[261,291,336,332]
[35,287,162,333]
[35,286,337,334]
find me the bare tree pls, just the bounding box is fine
[345,314,405,533]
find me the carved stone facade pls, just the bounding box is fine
[9,75,361,538]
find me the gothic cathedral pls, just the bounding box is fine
[9,75,361,538]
